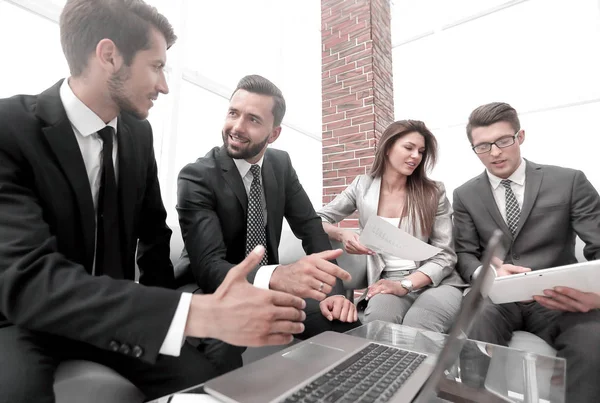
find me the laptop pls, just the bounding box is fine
[204,230,504,403]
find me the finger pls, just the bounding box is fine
[367,285,381,299]
[228,245,265,280]
[346,303,357,323]
[354,305,358,322]
[272,307,307,322]
[301,287,327,301]
[268,289,307,310]
[307,267,337,289]
[543,289,588,312]
[507,266,531,273]
[331,298,343,321]
[319,299,333,319]
[269,320,306,335]
[533,295,574,312]
[339,300,350,322]
[312,248,344,261]
[348,239,371,255]
[307,277,333,295]
[553,286,582,298]
[314,259,351,281]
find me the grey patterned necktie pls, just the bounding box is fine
[245,165,269,265]
[501,179,520,235]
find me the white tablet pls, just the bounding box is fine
[488,259,600,304]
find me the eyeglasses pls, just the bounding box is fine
[472,131,520,154]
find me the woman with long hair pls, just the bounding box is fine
[318,120,465,332]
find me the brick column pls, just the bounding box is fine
[321,0,394,228]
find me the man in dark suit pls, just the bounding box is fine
[0,2,307,402]
[453,102,600,402]
[177,75,360,373]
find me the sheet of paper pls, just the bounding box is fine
[359,216,441,261]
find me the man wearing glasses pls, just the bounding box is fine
[452,102,600,402]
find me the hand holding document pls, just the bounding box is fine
[359,216,441,261]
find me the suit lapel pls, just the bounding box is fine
[474,171,512,240]
[514,161,543,238]
[217,146,248,212]
[38,81,97,270]
[362,176,381,221]
[262,154,280,261]
[117,119,136,255]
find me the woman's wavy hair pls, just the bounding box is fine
[370,120,439,235]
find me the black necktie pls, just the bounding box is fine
[501,179,521,235]
[95,126,123,278]
[245,165,269,266]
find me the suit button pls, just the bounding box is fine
[109,340,120,352]
[513,254,520,260]
[119,344,131,355]
[132,346,144,358]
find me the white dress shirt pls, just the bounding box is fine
[486,158,527,222]
[59,79,190,357]
[232,157,279,289]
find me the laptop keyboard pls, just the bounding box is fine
[281,343,426,403]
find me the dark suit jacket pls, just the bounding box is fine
[0,80,181,364]
[176,146,341,296]
[453,160,600,282]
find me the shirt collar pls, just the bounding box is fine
[487,158,527,189]
[233,155,265,178]
[59,78,118,137]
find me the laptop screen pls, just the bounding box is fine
[414,229,504,402]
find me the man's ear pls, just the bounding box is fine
[96,39,123,73]
[268,126,282,144]
[517,129,525,145]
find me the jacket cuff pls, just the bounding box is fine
[417,262,444,286]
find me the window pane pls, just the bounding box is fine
[0,1,69,98]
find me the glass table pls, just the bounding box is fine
[151,320,566,402]
[345,321,566,403]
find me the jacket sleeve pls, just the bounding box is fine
[416,183,458,286]
[317,176,360,224]
[452,188,484,282]
[570,170,600,260]
[176,162,235,293]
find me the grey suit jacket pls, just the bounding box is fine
[318,174,466,288]
[453,160,600,282]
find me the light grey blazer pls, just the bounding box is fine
[318,174,466,289]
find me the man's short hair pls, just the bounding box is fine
[466,102,521,143]
[60,0,176,77]
[232,75,287,127]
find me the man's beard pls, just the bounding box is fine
[222,130,270,160]
[108,66,144,119]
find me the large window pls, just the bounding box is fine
[1,0,323,226]
[391,0,600,196]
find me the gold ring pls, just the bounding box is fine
[319,282,324,292]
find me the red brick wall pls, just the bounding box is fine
[321,0,394,228]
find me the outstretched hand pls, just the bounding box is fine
[185,246,307,346]
[270,249,351,301]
